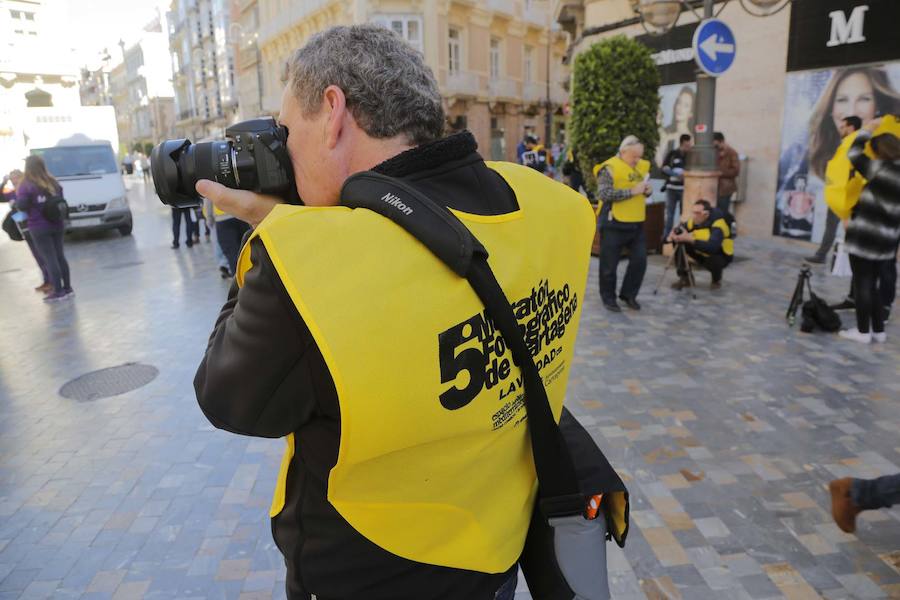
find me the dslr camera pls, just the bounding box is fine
[150,117,297,209]
[672,225,685,236]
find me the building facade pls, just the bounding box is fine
[556,0,900,241]
[106,17,177,156]
[235,0,264,120]
[168,0,240,141]
[0,0,81,168]
[255,0,569,162]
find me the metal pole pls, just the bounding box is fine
[687,0,717,171]
[544,3,552,146]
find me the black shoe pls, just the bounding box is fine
[619,296,641,310]
[603,302,622,313]
[219,266,231,279]
[171,242,179,249]
[830,299,856,311]
[186,240,193,248]
[805,255,826,264]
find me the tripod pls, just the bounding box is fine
[786,265,812,327]
[652,242,697,299]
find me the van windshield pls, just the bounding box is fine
[32,145,119,177]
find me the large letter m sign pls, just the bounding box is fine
[827,5,869,48]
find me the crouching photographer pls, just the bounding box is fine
[668,199,734,290]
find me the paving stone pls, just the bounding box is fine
[2,180,900,599]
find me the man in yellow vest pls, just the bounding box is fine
[594,135,652,312]
[191,24,597,600]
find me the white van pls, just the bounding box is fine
[31,142,133,235]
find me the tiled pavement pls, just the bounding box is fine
[1,179,898,599]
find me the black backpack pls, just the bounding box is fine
[40,188,68,223]
[800,291,842,333]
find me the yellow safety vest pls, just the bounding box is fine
[236,162,595,573]
[687,217,733,257]
[592,156,649,223]
[825,115,900,220]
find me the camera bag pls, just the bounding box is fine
[341,171,629,600]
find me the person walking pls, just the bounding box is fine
[213,208,249,276]
[15,156,72,302]
[829,474,900,533]
[594,135,652,312]
[714,132,740,215]
[838,119,900,344]
[170,207,195,249]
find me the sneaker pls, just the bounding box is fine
[62,288,75,299]
[42,291,67,303]
[872,331,887,343]
[828,478,861,533]
[838,328,871,344]
[805,255,826,264]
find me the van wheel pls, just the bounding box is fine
[118,223,133,236]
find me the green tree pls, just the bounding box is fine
[570,35,661,184]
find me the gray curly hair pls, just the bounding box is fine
[285,24,445,146]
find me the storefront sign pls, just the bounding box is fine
[787,0,900,72]
[637,23,699,86]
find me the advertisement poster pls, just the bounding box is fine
[774,62,900,241]
[655,82,696,170]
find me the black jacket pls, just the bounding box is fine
[194,132,518,600]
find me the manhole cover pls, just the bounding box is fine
[104,261,144,269]
[60,363,158,402]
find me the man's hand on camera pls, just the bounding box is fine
[196,180,282,229]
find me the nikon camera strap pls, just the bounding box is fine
[340,171,585,520]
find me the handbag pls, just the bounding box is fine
[341,171,629,600]
[2,211,23,241]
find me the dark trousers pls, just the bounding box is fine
[31,229,70,294]
[216,218,250,275]
[678,246,732,283]
[849,254,886,334]
[846,247,898,307]
[23,231,49,284]
[171,208,194,246]
[598,223,646,305]
[852,474,900,510]
[716,195,732,215]
[812,209,839,260]
[663,188,683,240]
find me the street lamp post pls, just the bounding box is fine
[631,0,791,207]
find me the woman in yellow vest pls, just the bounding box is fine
[593,135,652,312]
[191,25,606,600]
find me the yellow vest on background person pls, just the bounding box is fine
[592,156,650,222]
[687,216,734,257]
[825,115,900,220]
[236,162,595,574]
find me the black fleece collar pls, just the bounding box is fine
[372,131,478,178]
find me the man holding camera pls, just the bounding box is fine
[594,136,652,312]
[190,24,595,600]
[669,199,733,289]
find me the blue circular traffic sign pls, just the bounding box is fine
[692,19,737,77]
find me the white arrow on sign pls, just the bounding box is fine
[700,35,735,61]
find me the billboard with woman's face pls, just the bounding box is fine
[774,63,900,241]
[655,83,696,169]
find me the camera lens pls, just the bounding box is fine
[150,139,237,208]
